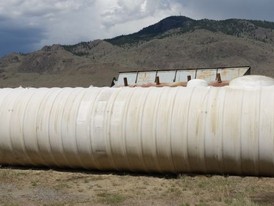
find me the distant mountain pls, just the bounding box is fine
[105,16,194,45]
[105,16,274,46]
[1,16,274,87]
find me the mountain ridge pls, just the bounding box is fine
[104,16,274,46]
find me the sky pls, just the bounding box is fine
[1,0,274,57]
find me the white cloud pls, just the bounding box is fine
[35,0,184,47]
[100,0,182,27]
[96,0,185,41]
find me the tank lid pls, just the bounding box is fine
[229,75,274,88]
[187,79,208,87]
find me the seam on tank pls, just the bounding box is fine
[107,87,123,170]
[74,88,90,169]
[47,89,64,167]
[139,88,153,172]
[88,88,107,170]
[123,87,136,171]
[186,87,195,172]
[169,87,179,172]
[22,89,44,165]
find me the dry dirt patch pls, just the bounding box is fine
[0,166,274,205]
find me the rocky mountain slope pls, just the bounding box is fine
[1,16,274,87]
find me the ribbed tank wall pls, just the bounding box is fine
[0,86,274,175]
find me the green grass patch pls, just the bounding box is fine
[97,192,127,205]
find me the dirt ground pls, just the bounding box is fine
[1,166,274,206]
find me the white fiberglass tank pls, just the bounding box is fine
[229,75,274,87]
[0,80,274,175]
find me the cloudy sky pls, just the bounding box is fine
[1,0,274,56]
